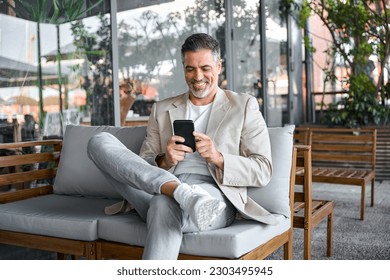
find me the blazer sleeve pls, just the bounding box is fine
[217,96,272,188]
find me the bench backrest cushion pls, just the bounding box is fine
[248,125,295,217]
[54,124,294,215]
[53,125,147,199]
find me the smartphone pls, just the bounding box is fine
[173,120,196,151]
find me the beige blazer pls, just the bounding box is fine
[140,88,277,225]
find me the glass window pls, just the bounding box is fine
[1,0,296,140]
[66,12,114,127]
[264,0,288,126]
[229,0,289,126]
[230,0,261,97]
[116,0,226,125]
[0,0,112,143]
[0,13,44,142]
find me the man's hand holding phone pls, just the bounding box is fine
[173,120,224,169]
[193,131,224,170]
[173,120,196,151]
[157,120,195,169]
[159,120,224,171]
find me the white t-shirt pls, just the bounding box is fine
[173,100,213,176]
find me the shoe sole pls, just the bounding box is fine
[195,200,226,231]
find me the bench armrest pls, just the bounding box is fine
[0,185,53,203]
[0,140,62,202]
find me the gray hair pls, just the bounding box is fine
[181,33,221,64]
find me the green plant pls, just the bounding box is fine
[323,73,389,127]
[284,0,390,128]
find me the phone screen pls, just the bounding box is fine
[173,120,196,151]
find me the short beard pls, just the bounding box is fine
[190,88,211,99]
[189,80,211,99]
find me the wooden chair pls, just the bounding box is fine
[293,144,334,260]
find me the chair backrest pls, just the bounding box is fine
[310,128,376,170]
[294,127,311,145]
[293,144,312,222]
[294,127,376,171]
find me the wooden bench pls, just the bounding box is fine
[0,125,297,260]
[294,127,377,220]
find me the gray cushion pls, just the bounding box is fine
[53,125,147,199]
[0,194,121,241]
[248,125,295,217]
[97,212,290,259]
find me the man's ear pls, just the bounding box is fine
[217,59,222,74]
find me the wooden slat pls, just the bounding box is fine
[294,201,305,209]
[0,230,96,259]
[311,168,371,178]
[0,140,62,150]
[96,230,293,260]
[311,174,368,185]
[96,241,144,260]
[0,152,60,167]
[309,127,374,134]
[312,133,374,143]
[311,153,373,162]
[0,168,57,186]
[311,200,325,210]
[311,144,373,152]
[0,185,53,203]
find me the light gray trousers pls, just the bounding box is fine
[87,132,236,259]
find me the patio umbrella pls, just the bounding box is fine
[0,55,58,88]
[43,95,62,106]
[6,95,39,106]
[43,43,78,62]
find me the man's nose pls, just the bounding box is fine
[194,69,204,80]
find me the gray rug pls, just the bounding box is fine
[1,181,389,260]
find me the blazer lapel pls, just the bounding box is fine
[206,88,231,139]
[168,93,189,127]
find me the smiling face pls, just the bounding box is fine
[183,48,222,105]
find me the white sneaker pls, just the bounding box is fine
[173,183,226,231]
